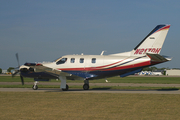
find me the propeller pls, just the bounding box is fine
[20,75,24,85]
[12,70,20,77]
[12,53,24,85]
[16,53,20,67]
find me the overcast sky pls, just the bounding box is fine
[0,0,180,69]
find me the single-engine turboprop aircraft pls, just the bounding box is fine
[13,24,171,91]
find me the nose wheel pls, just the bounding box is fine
[32,81,38,90]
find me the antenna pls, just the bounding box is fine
[100,51,106,55]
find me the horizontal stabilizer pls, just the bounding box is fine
[146,53,171,62]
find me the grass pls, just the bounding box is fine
[0,92,180,120]
[1,76,180,119]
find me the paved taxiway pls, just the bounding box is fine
[1,82,180,94]
[2,82,180,87]
[0,82,180,87]
[0,88,180,94]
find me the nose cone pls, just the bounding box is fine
[20,65,30,69]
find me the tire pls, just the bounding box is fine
[32,85,38,90]
[62,84,69,91]
[83,84,89,90]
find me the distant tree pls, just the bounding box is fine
[151,66,158,71]
[142,67,151,71]
[143,67,171,72]
[0,68,2,74]
[142,66,157,71]
[158,67,166,70]
[172,68,180,70]
[7,67,14,73]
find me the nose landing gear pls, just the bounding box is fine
[32,81,38,90]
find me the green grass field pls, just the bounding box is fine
[1,76,180,119]
[1,92,180,120]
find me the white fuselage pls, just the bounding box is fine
[44,55,150,70]
[40,54,152,79]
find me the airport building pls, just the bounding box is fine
[2,70,7,74]
[138,70,163,76]
[166,69,180,76]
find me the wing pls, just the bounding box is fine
[24,63,84,80]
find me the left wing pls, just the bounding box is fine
[24,63,84,80]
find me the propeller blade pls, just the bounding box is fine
[13,53,24,85]
[12,70,20,77]
[20,75,24,85]
[16,53,20,67]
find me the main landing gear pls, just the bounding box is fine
[61,82,89,91]
[62,84,69,91]
[61,80,90,91]
[83,80,89,90]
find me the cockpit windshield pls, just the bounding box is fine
[54,57,62,62]
[56,58,67,65]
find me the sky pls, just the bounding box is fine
[0,0,180,69]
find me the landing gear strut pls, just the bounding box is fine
[83,80,89,90]
[32,81,38,90]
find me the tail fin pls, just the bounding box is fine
[132,24,170,55]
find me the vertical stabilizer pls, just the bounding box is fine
[132,24,170,55]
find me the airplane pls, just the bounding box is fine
[13,24,172,91]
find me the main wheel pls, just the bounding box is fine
[32,85,38,90]
[83,84,89,90]
[62,84,69,91]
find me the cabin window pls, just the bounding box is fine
[56,58,67,65]
[71,58,75,63]
[80,58,84,63]
[92,58,96,63]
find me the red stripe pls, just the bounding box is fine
[58,60,151,72]
[58,58,127,71]
[102,61,151,71]
[155,25,170,34]
[96,58,127,68]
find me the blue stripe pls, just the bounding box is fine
[150,24,166,36]
[134,24,167,50]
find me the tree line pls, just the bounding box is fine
[0,67,14,74]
